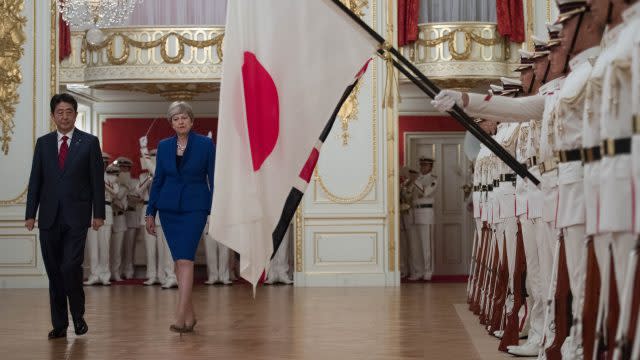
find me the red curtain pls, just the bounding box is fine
[398,0,420,47]
[496,0,525,43]
[101,117,218,177]
[398,116,465,166]
[59,14,72,61]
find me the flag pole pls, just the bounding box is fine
[328,0,540,185]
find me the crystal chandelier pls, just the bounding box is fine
[57,0,143,28]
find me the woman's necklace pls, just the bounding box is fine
[177,141,187,152]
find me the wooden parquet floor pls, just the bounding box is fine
[0,283,508,360]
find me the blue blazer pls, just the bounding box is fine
[25,129,106,229]
[146,131,215,216]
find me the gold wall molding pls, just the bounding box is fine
[527,0,534,51]
[313,60,378,204]
[82,31,224,65]
[1,0,27,155]
[385,0,396,272]
[1,0,40,206]
[338,80,362,146]
[295,206,303,272]
[415,29,502,61]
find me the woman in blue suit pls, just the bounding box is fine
[145,101,215,333]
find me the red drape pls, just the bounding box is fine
[496,0,525,43]
[398,116,465,166]
[101,117,218,177]
[398,0,420,47]
[58,14,72,61]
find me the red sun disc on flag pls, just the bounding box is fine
[242,51,280,172]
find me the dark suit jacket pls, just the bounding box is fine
[25,129,106,229]
[146,131,215,216]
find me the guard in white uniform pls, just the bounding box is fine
[138,136,177,289]
[115,157,139,279]
[204,220,233,285]
[109,160,129,282]
[84,152,115,286]
[265,226,294,285]
[400,166,415,279]
[412,157,438,281]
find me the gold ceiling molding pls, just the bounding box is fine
[0,0,27,155]
[415,28,502,61]
[82,31,224,65]
[337,80,363,146]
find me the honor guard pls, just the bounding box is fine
[203,219,233,285]
[116,157,140,279]
[109,157,132,281]
[138,136,177,288]
[109,159,129,282]
[264,226,294,285]
[411,156,438,281]
[84,152,115,286]
[399,166,415,278]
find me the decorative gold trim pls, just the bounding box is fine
[338,80,363,146]
[0,0,37,205]
[82,31,224,65]
[50,0,57,132]
[1,0,27,155]
[385,0,396,272]
[415,29,501,61]
[313,0,376,204]
[342,0,368,17]
[295,206,303,272]
[527,0,534,51]
[547,0,551,22]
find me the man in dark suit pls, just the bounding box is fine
[25,93,105,339]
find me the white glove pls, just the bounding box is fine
[139,135,148,148]
[207,131,212,139]
[430,89,463,112]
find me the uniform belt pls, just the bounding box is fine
[526,156,538,168]
[113,211,124,216]
[581,146,601,163]
[601,137,631,156]
[415,204,433,209]
[473,185,480,192]
[556,148,582,163]
[634,114,640,134]
[493,179,500,187]
[500,173,516,182]
[539,158,558,174]
[481,185,488,192]
[487,185,494,192]
[105,201,112,206]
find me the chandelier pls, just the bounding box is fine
[57,0,143,28]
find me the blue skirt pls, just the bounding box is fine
[158,210,208,261]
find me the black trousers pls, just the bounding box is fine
[39,209,88,330]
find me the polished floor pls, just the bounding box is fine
[0,283,510,359]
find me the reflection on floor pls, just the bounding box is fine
[1,283,509,360]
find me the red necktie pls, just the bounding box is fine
[58,135,69,169]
